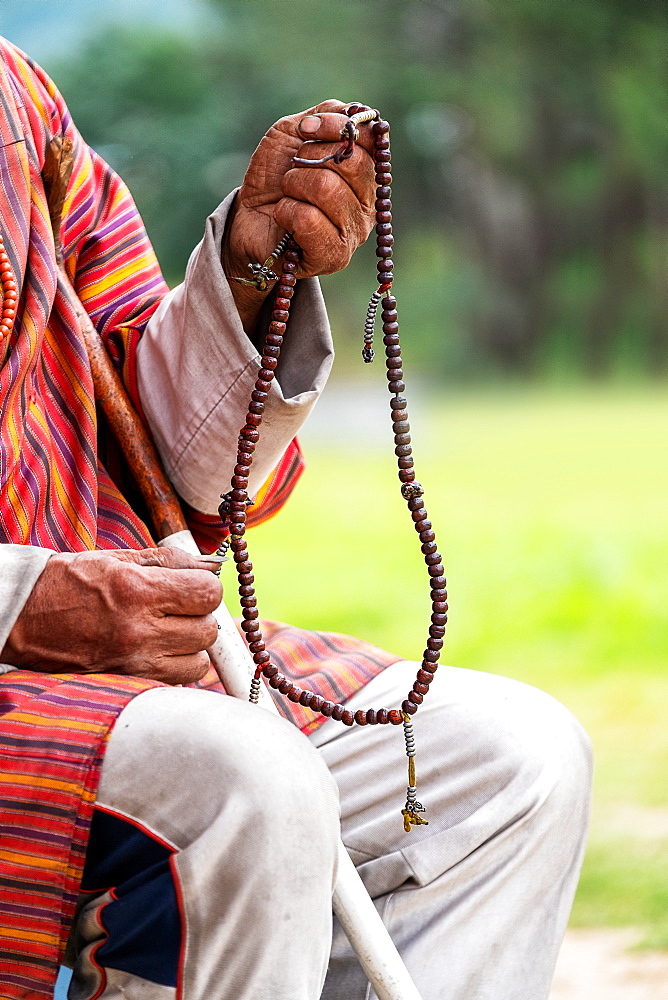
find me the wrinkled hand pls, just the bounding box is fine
[223,100,377,328]
[1,548,222,685]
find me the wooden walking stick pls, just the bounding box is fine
[44,137,423,1000]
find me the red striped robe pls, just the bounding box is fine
[0,39,397,997]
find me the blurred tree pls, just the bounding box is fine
[48,0,666,377]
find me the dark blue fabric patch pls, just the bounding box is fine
[81,808,181,987]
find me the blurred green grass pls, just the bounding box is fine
[240,383,668,946]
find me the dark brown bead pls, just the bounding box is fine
[389,380,405,393]
[271,310,289,323]
[386,366,403,380]
[419,662,436,674]
[430,577,447,590]
[268,322,286,336]
[395,432,411,445]
[263,345,281,358]
[282,261,297,273]
[421,541,437,555]
[243,608,259,621]
[383,295,397,308]
[269,672,285,689]
[392,395,407,408]
[239,573,254,585]
[366,709,377,724]
[251,391,267,404]
[239,584,254,597]
[389,710,403,725]
[420,529,436,543]
[382,308,398,321]
[386,345,401,357]
[276,285,294,298]
[248,639,265,653]
[354,709,368,726]
[431,612,448,625]
[417,669,433,685]
[378,259,394,272]
[299,690,314,707]
[424,649,440,663]
[249,402,264,415]
[376,211,392,223]
[376,222,392,235]
[430,625,446,638]
[375,198,392,211]
[310,695,324,713]
[376,175,392,187]
[395,444,411,457]
[427,637,443,651]
[236,562,253,577]
[242,427,260,442]
[264,336,283,350]
[384,325,400,340]
[373,120,390,134]
[279,678,293,695]
[274,297,291,310]
[432,601,448,613]
[402,701,418,715]
[426,553,442,566]
[320,701,335,717]
[377,708,390,724]
[240,596,257,608]
[414,515,431,528]
[256,378,273,393]
[253,650,270,665]
[342,710,354,727]
[399,469,416,483]
[375,150,392,162]
[231,476,249,490]
[259,369,275,382]
[240,619,258,633]
[280,273,296,287]
[264,664,278,678]
[288,686,302,703]
[408,690,423,705]
[374,136,390,149]
[378,234,394,246]
[332,704,345,721]
[376,185,392,198]
[238,452,254,466]
[261,357,278,371]
[376,246,393,258]
[428,563,445,577]
[246,413,262,427]
[430,589,447,602]
[386,357,403,370]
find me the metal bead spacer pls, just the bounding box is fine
[401,481,424,500]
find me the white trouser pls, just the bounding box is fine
[66,663,592,1000]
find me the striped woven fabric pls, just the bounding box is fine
[0,38,400,997]
[0,671,159,999]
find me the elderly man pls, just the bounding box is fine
[0,37,591,1000]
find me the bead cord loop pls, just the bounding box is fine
[220,106,449,826]
[0,234,18,357]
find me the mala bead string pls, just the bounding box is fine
[219,105,449,827]
[0,234,18,361]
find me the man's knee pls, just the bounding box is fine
[97,686,340,850]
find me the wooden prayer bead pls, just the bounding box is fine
[427,638,443,651]
[417,670,433,685]
[321,701,335,717]
[300,690,314,706]
[279,678,293,695]
[366,709,377,724]
[402,701,418,715]
[253,651,270,665]
[288,686,303,702]
[342,710,355,727]
[269,672,286,689]
[332,704,345,721]
[310,696,324,713]
[429,625,446,638]
[354,710,368,726]
[377,709,390,724]
[408,691,423,705]
[389,710,403,725]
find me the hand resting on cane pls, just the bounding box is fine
[1,547,222,684]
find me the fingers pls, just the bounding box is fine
[108,546,221,573]
[126,565,223,617]
[293,102,376,157]
[274,197,370,276]
[125,650,212,686]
